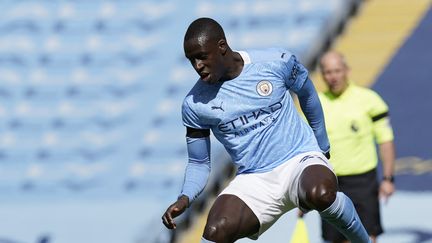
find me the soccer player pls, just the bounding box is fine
[161,18,371,243]
[318,51,396,243]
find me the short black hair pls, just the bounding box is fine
[184,17,226,43]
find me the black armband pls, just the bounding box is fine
[372,111,389,122]
[186,127,210,138]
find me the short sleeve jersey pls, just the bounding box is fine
[318,83,394,176]
[182,48,320,174]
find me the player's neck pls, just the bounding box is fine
[220,51,244,82]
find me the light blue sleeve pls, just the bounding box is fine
[279,54,329,153]
[180,136,211,205]
[283,55,309,93]
[296,78,330,154]
[182,98,211,129]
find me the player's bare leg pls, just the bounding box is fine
[202,194,260,243]
[298,164,338,211]
[298,164,371,243]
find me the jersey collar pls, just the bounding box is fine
[237,51,251,65]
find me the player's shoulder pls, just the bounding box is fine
[242,47,294,64]
[182,79,218,109]
[182,88,201,117]
[182,79,200,105]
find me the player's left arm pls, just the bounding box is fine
[282,55,330,157]
[296,78,330,158]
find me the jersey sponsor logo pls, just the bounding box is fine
[217,101,282,136]
[256,80,273,96]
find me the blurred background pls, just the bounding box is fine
[0,0,430,242]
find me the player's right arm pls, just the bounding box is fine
[162,126,211,229]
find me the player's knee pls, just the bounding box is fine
[307,184,337,211]
[203,217,234,242]
[298,165,338,211]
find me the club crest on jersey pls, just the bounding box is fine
[256,80,273,96]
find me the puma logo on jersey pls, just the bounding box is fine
[211,102,224,112]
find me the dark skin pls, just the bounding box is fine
[162,20,338,242]
[183,35,243,84]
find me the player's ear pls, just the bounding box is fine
[218,39,227,55]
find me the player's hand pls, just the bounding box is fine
[379,180,395,204]
[162,195,189,229]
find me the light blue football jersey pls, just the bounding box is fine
[182,48,321,174]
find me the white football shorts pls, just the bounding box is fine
[219,151,334,239]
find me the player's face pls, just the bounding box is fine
[321,58,349,96]
[184,36,226,84]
